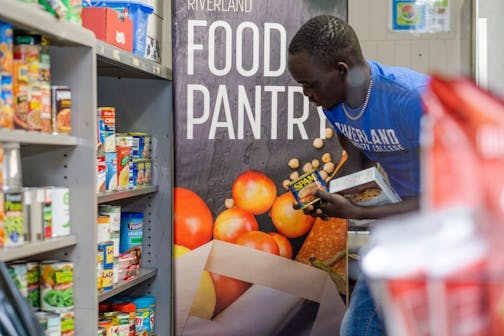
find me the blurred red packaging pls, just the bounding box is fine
[423,75,504,223]
[422,75,504,336]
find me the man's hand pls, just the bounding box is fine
[293,190,420,220]
[293,190,359,220]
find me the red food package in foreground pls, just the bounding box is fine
[423,75,504,224]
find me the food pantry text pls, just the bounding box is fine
[185,20,328,140]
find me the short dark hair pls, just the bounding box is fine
[289,15,365,67]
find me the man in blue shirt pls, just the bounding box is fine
[287,15,429,336]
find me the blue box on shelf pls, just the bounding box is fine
[83,0,154,56]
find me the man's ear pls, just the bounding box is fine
[335,62,349,77]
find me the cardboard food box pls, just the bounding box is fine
[82,7,133,52]
[329,167,401,228]
[175,240,346,336]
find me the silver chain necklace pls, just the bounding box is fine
[341,78,373,121]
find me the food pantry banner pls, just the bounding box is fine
[172,1,348,334]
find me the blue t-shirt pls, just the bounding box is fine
[323,61,430,198]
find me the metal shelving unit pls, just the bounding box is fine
[99,268,158,302]
[97,43,173,334]
[2,1,98,333]
[0,0,94,47]
[1,2,172,334]
[0,236,77,262]
[96,41,172,79]
[0,129,78,146]
[98,185,159,203]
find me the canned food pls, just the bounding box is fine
[98,241,114,268]
[144,160,152,186]
[288,170,327,209]
[98,320,112,336]
[102,267,113,291]
[28,188,44,242]
[60,311,74,336]
[97,155,106,193]
[3,142,22,191]
[129,159,145,189]
[8,262,27,297]
[51,85,71,134]
[35,311,61,336]
[5,191,24,247]
[98,205,121,232]
[97,215,110,244]
[112,302,136,336]
[26,262,40,309]
[97,249,103,293]
[13,34,41,132]
[44,187,70,238]
[113,258,119,285]
[128,132,151,159]
[116,133,133,148]
[40,261,73,312]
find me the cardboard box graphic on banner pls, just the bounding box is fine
[175,240,346,336]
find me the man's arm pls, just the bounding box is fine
[299,135,419,220]
[312,191,419,220]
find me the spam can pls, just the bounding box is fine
[288,170,327,209]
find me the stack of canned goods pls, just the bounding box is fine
[8,260,74,335]
[97,205,121,292]
[99,295,156,335]
[0,142,71,248]
[96,107,153,193]
[0,24,72,134]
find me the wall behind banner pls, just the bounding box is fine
[173,0,347,250]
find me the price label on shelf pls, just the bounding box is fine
[153,65,161,76]
[112,50,121,61]
[132,57,140,67]
[97,44,105,55]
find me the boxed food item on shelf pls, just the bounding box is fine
[83,0,153,56]
[0,22,13,74]
[105,152,117,192]
[98,107,115,153]
[0,23,14,129]
[116,145,130,191]
[82,7,133,52]
[39,0,83,24]
[51,85,72,134]
[329,167,401,227]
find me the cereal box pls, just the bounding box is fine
[0,23,13,73]
[116,146,130,191]
[105,152,118,192]
[329,167,401,227]
[98,107,115,153]
[0,73,14,129]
